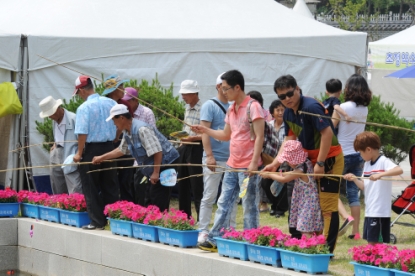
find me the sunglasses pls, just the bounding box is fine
[277,89,295,100]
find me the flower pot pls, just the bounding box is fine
[157,227,198,248]
[391,269,415,276]
[247,244,281,267]
[132,222,159,242]
[0,203,19,218]
[351,262,394,276]
[215,237,248,261]
[108,218,132,237]
[38,206,60,223]
[280,249,333,274]
[21,203,39,219]
[59,210,90,228]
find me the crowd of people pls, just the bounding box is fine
[37,69,403,252]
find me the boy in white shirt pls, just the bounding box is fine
[344,131,403,244]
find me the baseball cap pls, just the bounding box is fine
[122,87,138,101]
[106,104,129,122]
[179,80,200,94]
[73,75,90,96]
[216,72,225,85]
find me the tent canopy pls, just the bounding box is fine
[0,30,20,72]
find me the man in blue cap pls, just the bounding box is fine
[102,74,136,202]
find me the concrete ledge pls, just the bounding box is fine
[0,218,329,276]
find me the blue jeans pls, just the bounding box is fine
[343,153,364,207]
[207,166,260,243]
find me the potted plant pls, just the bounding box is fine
[0,188,19,217]
[392,249,415,276]
[104,201,137,237]
[156,208,198,248]
[215,227,249,261]
[18,190,49,219]
[38,194,65,223]
[131,205,162,242]
[280,234,333,274]
[349,243,398,276]
[243,226,289,266]
[58,193,90,228]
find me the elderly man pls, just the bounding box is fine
[92,104,179,212]
[38,96,82,194]
[102,75,135,202]
[177,80,204,221]
[73,75,119,230]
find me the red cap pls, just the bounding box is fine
[73,75,90,96]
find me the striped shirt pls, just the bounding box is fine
[119,126,162,157]
[134,104,156,127]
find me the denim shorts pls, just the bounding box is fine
[343,153,364,206]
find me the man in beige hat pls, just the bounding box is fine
[177,80,204,222]
[38,96,82,194]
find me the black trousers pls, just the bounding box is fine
[134,169,150,206]
[117,156,135,202]
[177,143,204,221]
[261,178,288,214]
[79,142,119,227]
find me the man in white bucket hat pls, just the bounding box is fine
[38,96,82,195]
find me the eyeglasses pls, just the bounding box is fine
[222,86,233,92]
[277,89,295,100]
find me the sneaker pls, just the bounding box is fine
[348,233,361,240]
[82,224,105,230]
[198,240,218,252]
[338,216,354,237]
[198,231,209,243]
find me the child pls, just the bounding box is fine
[344,131,403,244]
[323,79,351,126]
[261,140,323,236]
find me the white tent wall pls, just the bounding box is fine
[368,26,415,120]
[28,52,355,176]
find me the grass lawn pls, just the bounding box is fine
[168,195,415,276]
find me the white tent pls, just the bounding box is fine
[0,0,367,177]
[293,0,315,19]
[0,30,23,188]
[368,25,415,120]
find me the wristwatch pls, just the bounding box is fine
[316,161,325,167]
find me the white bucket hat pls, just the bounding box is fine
[179,80,200,94]
[39,96,63,118]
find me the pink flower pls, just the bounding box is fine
[0,189,18,203]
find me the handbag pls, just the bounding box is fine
[247,100,280,165]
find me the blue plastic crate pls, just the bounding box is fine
[280,249,332,274]
[0,203,20,218]
[132,222,159,242]
[247,244,281,267]
[109,218,132,237]
[391,269,415,276]
[60,210,90,228]
[215,237,249,261]
[157,227,198,248]
[38,206,60,223]
[352,262,394,276]
[21,203,40,219]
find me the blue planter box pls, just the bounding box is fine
[109,218,132,237]
[60,210,90,228]
[215,237,248,261]
[132,222,159,242]
[39,206,60,223]
[280,249,333,274]
[351,262,394,276]
[391,269,415,276]
[0,203,19,218]
[21,203,39,219]
[247,244,281,267]
[157,227,198,248]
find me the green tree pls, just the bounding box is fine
[36,75,185,151]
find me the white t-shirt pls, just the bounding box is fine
[337,101,368,156]
[363,155,398,217]
[53,113,66,147]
